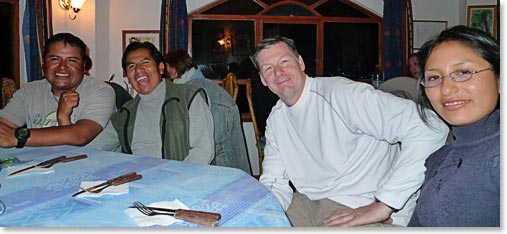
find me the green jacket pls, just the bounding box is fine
[111,81,208,161]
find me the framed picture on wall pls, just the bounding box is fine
[122,30,160,52]
[467,5,498,38]
[413,20,447,50]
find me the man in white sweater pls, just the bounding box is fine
[251,37,448,227]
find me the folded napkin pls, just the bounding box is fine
[125,199,189,227]
[7,165,54,177]
[75,181,129,197]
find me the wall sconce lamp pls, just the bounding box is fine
[59,0,87,20]
[217,36,232,49]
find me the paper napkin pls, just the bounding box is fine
[7,165,54,177]
[75,181,129,197]
[124,199,189,227]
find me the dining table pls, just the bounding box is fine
[0,145,290,227]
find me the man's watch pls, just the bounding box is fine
[14,126,30,148]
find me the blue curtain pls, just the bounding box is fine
[383,0,405,80]
[22,0,52,83]
[160,0,188,55]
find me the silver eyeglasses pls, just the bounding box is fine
[420,68,492,88]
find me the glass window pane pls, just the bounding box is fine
[263,23,317,77]
[295,0,320,6]
[263,4,315,16]
[191,20,255,80]
[202,0,263,15]
[323,22,379,80]
[315,0,373,18]
[262,0,282,5]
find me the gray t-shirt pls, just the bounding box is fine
[0,76,115,128]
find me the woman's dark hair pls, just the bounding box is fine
[163,49,197,77]
[43,32,89,68]
[416,25,500,124]
[121,41,164,72]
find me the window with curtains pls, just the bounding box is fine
[189,0,382,82]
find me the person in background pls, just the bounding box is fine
[0,32,115,148]
[88,42,214,164]
[163,49,251,173]
[408,53,420,79]
[250,36,449,227]
[409,25,499,227]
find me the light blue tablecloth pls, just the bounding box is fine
[0,145,290,227]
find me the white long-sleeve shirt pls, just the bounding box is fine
[259,76,448,226]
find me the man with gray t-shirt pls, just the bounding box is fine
[0,33,115,148]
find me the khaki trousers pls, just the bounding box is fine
[286,192,392,227]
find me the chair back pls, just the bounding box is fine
[240,79,264,176]
[106,81,133,109]
[222,72,239,101]
[0,78,18,109]
[378,76,418,101]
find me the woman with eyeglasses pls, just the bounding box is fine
[409,25,499,227]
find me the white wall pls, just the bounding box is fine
[19,0,26,84]
[412,0,460,26]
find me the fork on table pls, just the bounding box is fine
[132,201,219,227]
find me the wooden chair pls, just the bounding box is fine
[1,78,18,109]
[106,81,133,109]
[217,74,264,177]
[240,79,264,177]
[221,72,239,101]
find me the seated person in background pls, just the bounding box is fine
[377,53,420,101]
[164,49,251,173]
[0,32,115,148]
[251,36,449,227]
[83,52,132,110]
[378,76,418,101]
[88,42,214,165]
[409,25,499,227]
[408,53,420,79]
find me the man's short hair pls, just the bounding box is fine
[121,41,164,72]
[44,33,88,63]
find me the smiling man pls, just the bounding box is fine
[250,36,449,227]
[88,42,214,164]
[0,33,115,148]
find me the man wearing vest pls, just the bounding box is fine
[88,42,214,164]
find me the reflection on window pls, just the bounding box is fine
[324,22,379,79]
[192,20,255,79]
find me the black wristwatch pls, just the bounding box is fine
[14,126,30,148]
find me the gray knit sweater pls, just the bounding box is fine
[409,109,500,227]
